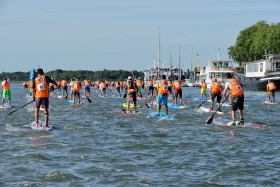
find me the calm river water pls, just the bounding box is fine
[1,83,280,186]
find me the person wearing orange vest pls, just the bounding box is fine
[73,78,82,104]
[99,80,106,96]
[83,79,91,97]
[210,78,223,111]
[201,79,207,101]
[173,77,183,105]
[157,75,169,115]
[56,81,61,92]
[126,76,138,113]
[60,79,68,98]
[167,79,173,95]
[266,80,276,103]
[223,73,244,126]
[32,68,57,127]
[1,77,11,107]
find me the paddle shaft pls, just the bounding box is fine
[197,98,210,109]
[206,94,230,124]
[7,100,34,116]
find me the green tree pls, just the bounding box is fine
[228,21,280,62]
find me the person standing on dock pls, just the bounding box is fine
[223,73,245,126]
[266,80,276,103]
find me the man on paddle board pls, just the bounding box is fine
[73,78,82,104]
[157,75,169,115]
[210,78,222,111]
[1,77,11,107]
[266,80,276,103]
[173,77,183,105]
[125,76,138,113]
[223,73,245,126]
[61,79,68,98]
[32,68,57,127]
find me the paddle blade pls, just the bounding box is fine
[86,96,92,103]
[206,116,214,124]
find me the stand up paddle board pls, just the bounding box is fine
[225,121,268,129]
[150,112,176,119]
[198,107,224,115]
[114,108,140,114]
[122,103,141,108]
[193,98,207,102]
[263,101,278,105]
[0,104,12,109]
[167,103,187,109]
[112,95,122,98]
[30,121,52,131]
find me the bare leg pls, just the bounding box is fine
[231,110,235,123]
[165,104,168,115]
[157,104,161,114]
[35,108,39,127]
[239,110,244,120]
[44,108,49,127]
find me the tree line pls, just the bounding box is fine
[0,69,144,82]
[228,21,280,62]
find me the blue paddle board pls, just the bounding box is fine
[150,112,176,119]
[112,95,122,98]
[30,121,52,131]
[68,100,75,103]
[167,103,187,109]
[193,98,207,101]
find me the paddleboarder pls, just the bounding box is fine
[32,68,57,127]
[223,73,245,126]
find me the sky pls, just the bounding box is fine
[0,0,279,73]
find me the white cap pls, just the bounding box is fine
[128,76,132,80]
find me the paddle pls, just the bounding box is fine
[206,94,230,124]
[141,98,150,108]
[85,95,92,103]
[197,98,210,109]
[7,100,34,117]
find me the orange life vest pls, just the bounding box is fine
[173,80,182,91]
[2,80,10,90]
[99,82,106,89]
[211,82,222,93]
[35,76,49,98]
[61,80,67,86]
[201,82,207,89]
[230,79,244,96]
[267,82,276,91]
[158,80,168,95]
[73,81,81,91]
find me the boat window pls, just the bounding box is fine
[225,63,228,67]
[276,62,280,71]
[213,63,217,66]
[260,63,263,72]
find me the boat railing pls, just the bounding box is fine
[208,66,234,71]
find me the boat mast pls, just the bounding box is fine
[179,43,181,80]
[157,28,161,80]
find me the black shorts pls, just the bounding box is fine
[211,92,222,103]
[231,95,244,111]
[62,86,68,92]
[174,89,182,99]
[74,91,80,98]
[35,98,49,109]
